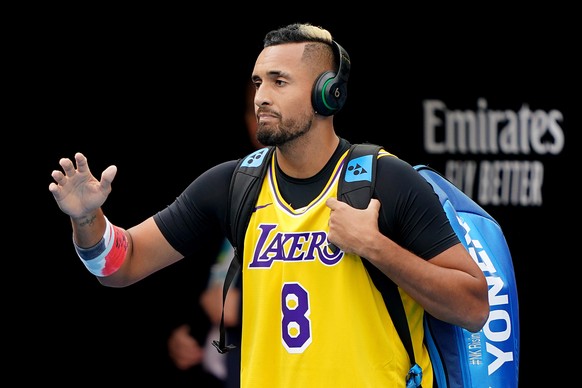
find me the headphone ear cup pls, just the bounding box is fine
[311,41,350,117]
[312,70,338,116]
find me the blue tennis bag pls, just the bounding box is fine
[414,165,520,388]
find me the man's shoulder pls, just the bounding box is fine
[193,159,240,191]
[375,153,426,186]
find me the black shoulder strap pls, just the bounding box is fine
[213,146,275,354]
[337,144,421,386]
[227,147,276,258]
[336,143,382,208]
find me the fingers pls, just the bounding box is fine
[327,197,381,214]
[48,181,59,193]
[74,152,89,173]
[52,153,117,188]
[100,165,118,191]
[326,196,339,209]
[50,169,65,183]
[168,324,204,370]
[55,153,86,179]
[48,170,65,194]
[58,156,76,177]
[368,198,381,212]
[49,162,69,195]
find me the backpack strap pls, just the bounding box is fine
[365,262,421,387]
[228,147,276,259]
[328,143,381,253]
[212,146,275,354]
[337,143,381,207]
[337,144,422,388]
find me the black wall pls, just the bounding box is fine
[25,10,576,386]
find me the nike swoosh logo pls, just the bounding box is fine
[254,203,273,212]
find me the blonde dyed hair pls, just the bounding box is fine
[263,23,336,71]
[263,23,333,47]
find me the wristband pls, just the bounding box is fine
[74,217,128,277]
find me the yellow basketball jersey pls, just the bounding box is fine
[239,150,433,387]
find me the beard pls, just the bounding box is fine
[256,110,314,147]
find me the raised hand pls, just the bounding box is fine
[48,152,118,219]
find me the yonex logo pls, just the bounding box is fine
[243,148,269,168]
[345,155,373,183]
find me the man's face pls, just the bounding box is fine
[251,43,323,147]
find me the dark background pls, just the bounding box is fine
[19,8,577,386]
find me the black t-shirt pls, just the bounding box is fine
[153,137,459,268]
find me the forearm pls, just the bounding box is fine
[72,209,131,281]
[95,218,184,288]
[71,209,107,248]
[362,234,489,332]
[71,211,186,287]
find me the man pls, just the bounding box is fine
[49,23,489,387]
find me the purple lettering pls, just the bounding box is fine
[249,224,344,268]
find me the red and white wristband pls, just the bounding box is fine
[73,217,128,277]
